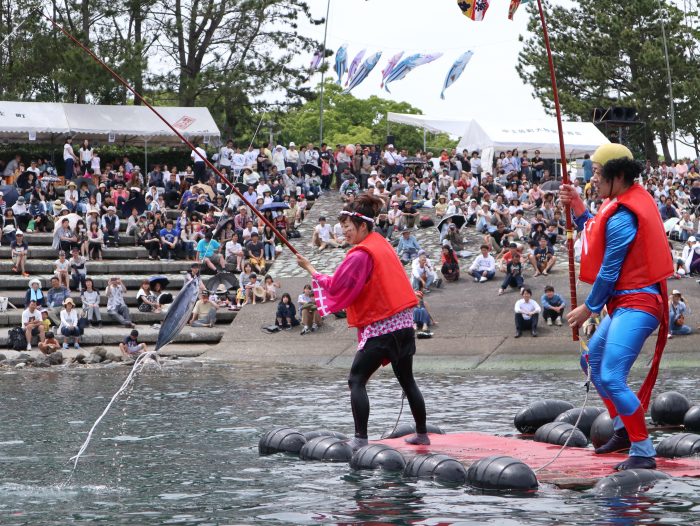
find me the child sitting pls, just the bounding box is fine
[38,331,60,355]
[276,293,299,330]
[263,275,280,302]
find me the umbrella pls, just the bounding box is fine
[540,180,561,192]
[260,202,290,211]
[437,214,466,233]
[149,275,170,289]
[53,212,82,231]
[122,195,146,217]
[303,163,320,176]
[664,217,680,234]
[206,272,238,291]
[0,185,19,207]
[193,183,215,200]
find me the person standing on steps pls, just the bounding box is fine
[561,143,673,471]
[296,193,430,450]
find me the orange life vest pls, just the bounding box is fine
[345,232,418,328]
[579,183,673,288]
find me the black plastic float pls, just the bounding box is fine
[383,423,445,439]
[258,427,307,455]
[656,433,700,458]
[534,422,588,448]
[683,406,700,432]
[589,412,614,449]
[303,429,348,441]
[349,444,406,471]
[299,436,353,462]
[650,391,691,426]
[592,469,670,496]
[466,455,538,491]
[514,399,575,434]
[554,407,605,438]
[403,454,467,485]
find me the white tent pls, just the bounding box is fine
[387,112,470,138]
[457,119,609,158]
[0,101,70,143]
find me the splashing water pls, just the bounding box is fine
[62,351,161,486]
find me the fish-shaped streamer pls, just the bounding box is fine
[508,0,530,20]
[334,44,348,84]
[440,51,473,99]
[309,49,323,71]
[346,49,366,86]
[380,51,404,88]
[457,0,490,21]
[383,53,443,93]
[343,51,382,94]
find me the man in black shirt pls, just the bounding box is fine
[529,236,556,276]
[531,150,545,182]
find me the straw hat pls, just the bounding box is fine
[215,284,228,294]
[63,297,75,306]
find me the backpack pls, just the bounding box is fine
[8,327,27,351]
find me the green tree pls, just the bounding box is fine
[516,0,700,160]
[277,82,456,152]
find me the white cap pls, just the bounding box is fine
[289,142,296,147]
[370,170,378,176]
[387,144,394,149]
[672,289,682,295]
[689,236,697,243]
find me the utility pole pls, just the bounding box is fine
[318,0,332,145]
[658,0,678,160]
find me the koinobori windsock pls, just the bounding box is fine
[309,49,323,71]
[383,53,443,93]
[380,51,404,88]
[346,49,366,86]
[334,44,348,84]
[457,0,490,21]
[343,51,382,94]
[441,51,473,99]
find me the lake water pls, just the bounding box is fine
[1,362,699,525]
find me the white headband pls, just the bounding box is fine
[340,210,375,223]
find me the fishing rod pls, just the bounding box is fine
[535,0,579,342]
[39,11,299,256]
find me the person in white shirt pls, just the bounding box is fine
[231,147,245,176]
[22,300,45,351]
[63,137,78,180]
[272,145,286,172]
[333,222,349,248]
[191,143,207,183]
[510,210,531,240]
[225,232,244,272]
[59,297,81,349]
[411,252,438,292]
[78,139,93,172]
[218,140,234,170]
[313,216,339,250]
[285,142,299,171]
[514,287,541,337]
[383,144,398,174]
[243,146,259,168]
[469,244,496,282]
[242,168,260,186]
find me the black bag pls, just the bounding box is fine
[419,216,434,228]
[8,327,27,350]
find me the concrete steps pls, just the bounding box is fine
[21,233,138,245]
[0,246,147,259]
[0,306,236,325]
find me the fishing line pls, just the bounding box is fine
[0,10,34,50]
[381,392,406,440]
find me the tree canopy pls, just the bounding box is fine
[517,0,700,160]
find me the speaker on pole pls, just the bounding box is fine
[386,135,395,146]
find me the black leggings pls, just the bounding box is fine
[347,328,427,438]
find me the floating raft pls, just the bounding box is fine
[377,431,700,489]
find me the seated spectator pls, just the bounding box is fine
[529,237,557,276]
[469,244,496,283]
[669,290,692,337]
[69,247,87,292]
[236,263,253,308]
[11,230,29,276]
[275,293,299,329]
[313,216,339,250]
[485,222,514,252]
[55,217,78,254]
[54,251,71,291]
[59,297,81,349]
[298,284,321,335]
[397,229,421,264]
[12,196,32,232]
[498,251,524,295]
[510,209,530,240]
[435,195,448,218]
[225,232,244,272]
[413,290,434,332]
[411,252,438,292]
[106,276,135,328]
[263,274,280,302]
[440,244,460,282]
[160,220,180,260]
[46,276,69,325]
[196,231,225,273]
[120,329,148,358]
[403,201,420,229]
[190,290,217,327]
[243,273,264,305]
[261,225,278,262]
[22,299,45,351]
[333,221,349,248]
[87,221,105,260]
[514,288,541,338]
[541,285,566,326]
[246,231,266,274]
[136,280,161,313]
[81,278,102,328]
[101,206,120,247]
[25,277,47,308]
[38,330,60,355]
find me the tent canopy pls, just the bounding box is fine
[387,112,469,137]
[0,101,220,146]
[457,119,609,158]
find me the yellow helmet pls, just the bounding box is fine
[590,143,633,166]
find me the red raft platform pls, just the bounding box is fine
[377,431,700,489]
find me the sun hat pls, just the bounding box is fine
[671,289,682,295]
[216,284,228,294]
[63,297,75,306]
[29,278,41,287]
[689,236,696,243]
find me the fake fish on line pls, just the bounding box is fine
[384,53,443,93]
[343,51,382,94]
[441,51,473,99]
[380,51,404,88]
[346,49,366,85]
[154,277,201,352]
[334,44,348,84]
[309,49,323,71]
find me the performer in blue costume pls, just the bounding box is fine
[561,144,672,471]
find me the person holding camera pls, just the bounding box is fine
[106,276,135,328]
